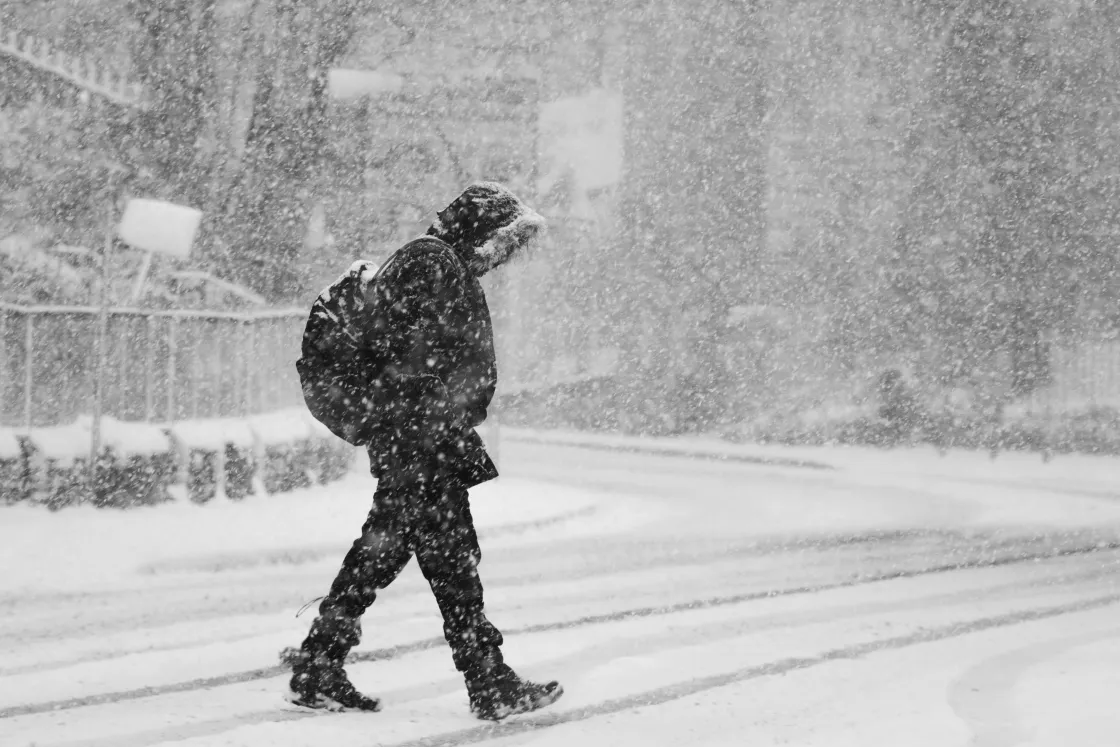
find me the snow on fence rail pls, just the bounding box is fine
[0,302,307,430]
[0,22,144,108]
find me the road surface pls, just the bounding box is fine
[2,438,1119,746]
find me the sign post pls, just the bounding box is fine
[89,214,113,498]
[89,198,201,499]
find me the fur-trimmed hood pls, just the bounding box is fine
[425,182,545,276]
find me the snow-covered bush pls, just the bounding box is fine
[0,429,30,503]
[7,409,356,511]
[306,419,355,485]
[22,418,176,509]
[1043,406,1120,455]
[224,442,257,499]
[23,421,93,510]
[175,412,351,498]
[90,418,176,507]
[1069,407,1120,454]
[249,410,315,494]
[995,403,1051,454]
[168,419,258,504]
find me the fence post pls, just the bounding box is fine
[190,323,200,420]
[24,313,34,431]
[145,315,154,422]
[1113,340,1120,406]
[167,316,177,423]
[249,318,259,415]
[269,320,279,411]
[0,308,7,427]
[1090,341,1098,407]
[116,314,128,417]
[241,319,251,417]
[255,318,264,414]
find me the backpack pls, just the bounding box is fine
[295,259,391,446]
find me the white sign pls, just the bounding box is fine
[117,198,202,258]
[538,88,623,217]
[328,68,404,100]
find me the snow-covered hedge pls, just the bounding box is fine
[94,418,177,507]
[19,418,177,509]
[723,400,1120,458]
[248,410,316,494]
[245,409,356,493]
[307,419,357,485]
[168,419,258,504]
[7,409,355,510]
[0,429,29,503]
[1001,404,1120,456]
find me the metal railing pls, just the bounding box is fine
[0,302,305,430]
[1026,338,1120,413]
[0,21,145,108]
[3,299,1117,433]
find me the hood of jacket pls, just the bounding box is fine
[425,182,545,276]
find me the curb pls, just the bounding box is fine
[503,432,835,471]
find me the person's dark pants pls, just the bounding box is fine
[299,467,504,677]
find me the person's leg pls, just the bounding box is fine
[412,475,562,720]
[287,479,413,710]
[411,477,503,674]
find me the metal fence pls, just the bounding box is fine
[0,302,306,429]
[1027,338,1120,412]
[2,299,1118,432]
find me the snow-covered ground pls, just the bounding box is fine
[2,435,1119,746]
[0,465,601,597]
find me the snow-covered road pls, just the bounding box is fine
[2,437,1119,746]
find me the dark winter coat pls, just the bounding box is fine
[301,183,544,488]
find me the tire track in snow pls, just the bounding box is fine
[946,626,1120,747]
[0,505,605,652]
[136,505,602,575]
[3,539,1119,720]
[389,592,1120,747]
[0,528,966,678]
[36,589,1120,747]
[0,527,967,658]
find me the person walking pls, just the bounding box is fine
[287,183,562,720]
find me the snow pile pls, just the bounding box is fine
[22,417,172,464]
[23,420,91,466]
[96,416,173,457]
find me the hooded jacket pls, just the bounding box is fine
[301,183,544,487]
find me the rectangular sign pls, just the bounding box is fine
[117,199,202,258]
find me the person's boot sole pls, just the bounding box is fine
[284,688,382,713]
[473,683,564,721]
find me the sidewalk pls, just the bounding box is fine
[502,426,1120,498]
[502,427,835,470]
[0,466,599,597]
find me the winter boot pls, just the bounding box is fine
[281,609,380,712]
[465,663,563,721]
[281,648,381,712]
